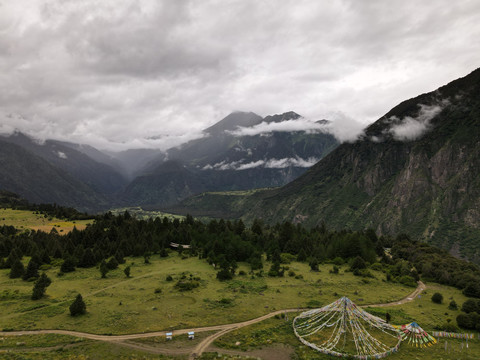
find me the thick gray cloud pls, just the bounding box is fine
[0,0,479,150]
[389,103,445,141]
[202,157,319,171]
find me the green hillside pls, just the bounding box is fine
[173,68,480,263]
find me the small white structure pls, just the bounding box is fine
[188,331,195,340]
[166,332,173,340]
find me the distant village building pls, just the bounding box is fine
[169,242,191,249]
[166,332,173,340]
[188,331,195,340]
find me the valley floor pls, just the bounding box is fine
[1,254,478,359]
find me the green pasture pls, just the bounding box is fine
[0,208,91,233]
[1,254,414,334]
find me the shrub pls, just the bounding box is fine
[461,299,479,313]
[353,269,374,278]
[154,288,162,294]
[398,275,417,287]
[463,283,480,298]
[288,270,296,277]
[280,253,296,264]
[448,300,458,310]
[330,266,339,274]
[431,292,443,304]
[350,256,367,271]
[123,266,131,278]
[332,257,344,265]
[166,275,173,281]
[456,312,480,330]
[309,258,319,272]
[217,268,233,281]
[175,279,200,291]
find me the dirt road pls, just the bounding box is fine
[0,281,426,359]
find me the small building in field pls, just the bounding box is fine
[166,332,173,340]
[188,331,195,340]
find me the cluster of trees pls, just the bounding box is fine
[390,235,480,298]
[456,299,480,330]
[0,212,383,282]
[2,201,480,314]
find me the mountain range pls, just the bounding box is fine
[1,68,479,263]
[0,111,338,210]
[170,68,480,263]
[123,111,338,207]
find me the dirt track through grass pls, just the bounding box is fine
[0,282,425,359]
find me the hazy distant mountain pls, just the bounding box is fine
[123,111,338,207]
[0,138,108,211]
[1,132,127,195]
[106,148,165,180]
[174,68,480,263]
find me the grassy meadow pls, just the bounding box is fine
[1,253,416,334]
[0,208,92,233]
[1,210,478,359]
[0,253,478,359]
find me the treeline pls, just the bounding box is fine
[1,207,480,302]
[390,235,480,298]
[0,190,91,220]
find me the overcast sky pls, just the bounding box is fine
[0,0,479,151]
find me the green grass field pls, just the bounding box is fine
[1,197,478,359]
[0,208,92,233]
[0,254,417,335]
[1,247,478,359]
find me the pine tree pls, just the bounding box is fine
[114,250,125,264]
[124,266,131,278]
[9,258,25,278]
[6,249,21,268]
[60,257,76,273]
[100,260,108,278]
[23,258,40,281]
[143,252,151,264]
[297,248,307,262]
[160,247,168,258]
[31,273,52,300]
[40,250,51,264]
[107,257,119,270]
[69,294,86,316]
[385,312,391,323]
[78,248,96,268]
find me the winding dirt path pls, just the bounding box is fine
[0,281,426,359]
